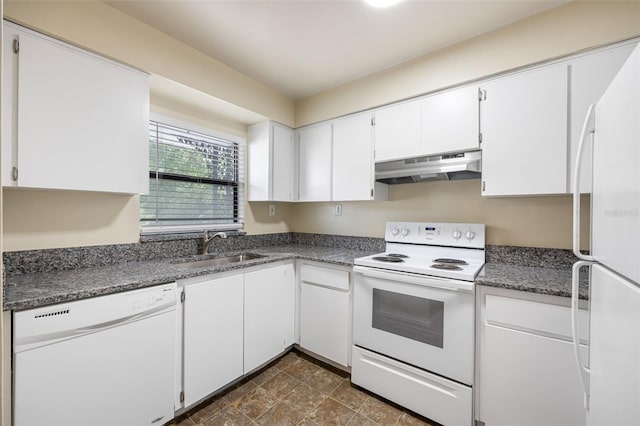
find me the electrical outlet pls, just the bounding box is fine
[335,204,342,216]
[268,204,276,217]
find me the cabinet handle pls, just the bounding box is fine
[12,38,19,54]
[482,181,485,192]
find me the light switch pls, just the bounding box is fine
[268,204,276,217]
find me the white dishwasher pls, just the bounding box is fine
[13,282,178,426]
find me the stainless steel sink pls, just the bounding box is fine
[174,253,266,269]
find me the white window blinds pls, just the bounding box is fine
[140,120,244,234]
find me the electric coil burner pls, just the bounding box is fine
[433,258,468,265]
[372,256,405,263]
[431,263,463,271]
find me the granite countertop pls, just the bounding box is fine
[4,238,588,311]
[3,244,376,311]
[477,263,589,300]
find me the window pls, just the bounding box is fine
[140,119,244,234]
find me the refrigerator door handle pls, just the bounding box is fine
[572,104,596,261]
[571,260,592,409]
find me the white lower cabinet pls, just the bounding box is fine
[477,287,589,426]
[299,262,351,367]
[244,263,295,374]
[179,262,295,410]
[182,274,244,408]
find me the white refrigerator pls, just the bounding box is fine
[571,43,640,426]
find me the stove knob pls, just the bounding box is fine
[401,228,410,237]
[391,227,399,236]
[452,229,462,240]
[465,230,475,241]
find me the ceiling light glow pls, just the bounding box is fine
[363,0,404,8]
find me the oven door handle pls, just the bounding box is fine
[353,266,474,293]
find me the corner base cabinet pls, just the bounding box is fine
[477,286,589,426]
[182,274,244,408]
[244,263,295,374]
[179,262,295,410]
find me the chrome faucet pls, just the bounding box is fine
[202,230,227,255]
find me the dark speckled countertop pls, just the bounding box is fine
[477,263,589,300]
[3,244,376,311]
[4,235,588,311]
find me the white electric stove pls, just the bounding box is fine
[352,221,486,426]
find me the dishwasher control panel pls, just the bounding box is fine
[14,282,178,351]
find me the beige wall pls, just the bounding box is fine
[288,0,639,250]
[3,0,295,127]
[296,1,640,126]
[4,1,638,251]
[289,180,591,250]
[3,189,140,251]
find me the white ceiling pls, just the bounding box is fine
[105,0,566,101]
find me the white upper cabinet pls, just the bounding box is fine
[568,42,638,194]
[248,121,295,202]
[332,113,387,201]
[373,99,421,163]
[298,122,333,202]
[420,85,480,156]
[480,63,569,196]
[2,22,149,194]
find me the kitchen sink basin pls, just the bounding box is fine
[174,253,266,269]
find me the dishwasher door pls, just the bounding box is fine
[13,283,178,426]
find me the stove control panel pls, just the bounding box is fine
[385,221,485,248]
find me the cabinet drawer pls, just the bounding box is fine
[352,346,472,426]
[486,294,589,342]
[299,264,349,291]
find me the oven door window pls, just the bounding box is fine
[372,288,444,348]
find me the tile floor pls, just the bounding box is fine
[171,350,439,426]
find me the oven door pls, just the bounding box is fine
[353,266,474,385]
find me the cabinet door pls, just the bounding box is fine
[272,123,295,201]
[481,324,587,426]
[298,123,332,201]
[299,283,350,367]
[373,100,421,163]
[332,113,375,201]
[247,121,270,201]
[479,291,589,426]
[569,42,637,194]
[183,274,244,407]
[480,64,568,196]
[2,25,18,186]
[6,23,149,194]
[244,264,294,374]
[421,85,480,155]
